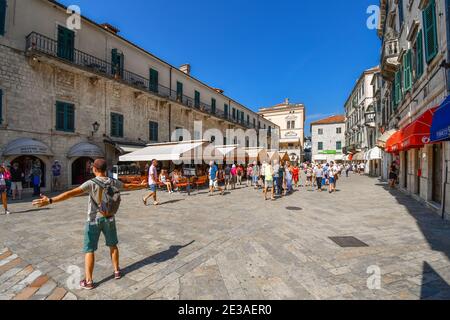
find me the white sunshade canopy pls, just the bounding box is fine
[2,138,54,157]
[117,144,145,154]
[119,140,208,162]
[68,142,104,158]
[377,129,396,148]
[334,154,344,161]
[367,147,382,160]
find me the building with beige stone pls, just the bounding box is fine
[258,99,305,163]
[0,0,276,192]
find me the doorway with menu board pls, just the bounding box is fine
[432,144,443,204]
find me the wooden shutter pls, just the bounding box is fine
[65,103,75,132]
[56,102,65,130]
[118,114,123,137]
[111,113,117,137]
[195,91,200,108]
[0,0,6,36]
[57,26,75,61]
[416,30,424,78]
[149,69,159,92]
[403,50,412,91]
[211,98,216,114]
[176,82,183,100]
[423,0,438,63]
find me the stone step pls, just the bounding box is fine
[0,248,77,300]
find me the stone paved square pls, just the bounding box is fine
[1,175,450,300]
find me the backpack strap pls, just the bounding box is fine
[90,178,108,208]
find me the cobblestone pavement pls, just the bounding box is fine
[1,174,450,300]
[0,247,77,300]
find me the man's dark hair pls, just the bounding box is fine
[93,159,107,172]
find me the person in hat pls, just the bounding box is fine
[51,160,62,192]
[32,158,148,290]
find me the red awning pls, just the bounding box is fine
[400,107,438,150]
[386,130,403,153]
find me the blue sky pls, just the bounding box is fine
[59,0,381,135]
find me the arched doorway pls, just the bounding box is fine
[71,157,94,185]
[10,156,46,190]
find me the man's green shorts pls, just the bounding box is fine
[83,217,119,253]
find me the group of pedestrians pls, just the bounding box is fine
[308,162,343,193]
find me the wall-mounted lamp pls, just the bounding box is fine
[91,121,100,136]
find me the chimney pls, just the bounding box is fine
[100,23,120,34]
[214,88,224,94]
[179,64,191,75]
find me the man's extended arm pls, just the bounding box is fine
[32,187,85,208]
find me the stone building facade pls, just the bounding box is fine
[311,115,346,164]
[378,0,450,219]
[258,99,305,163]
[0,0,276,192]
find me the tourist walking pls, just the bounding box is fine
[277,162,285,196]
[51,160,62,192]
[10,162,24,201]
[284,162,293,195]
[314,164,324,192]
[246,164,253,187]
[208,161,224,196]
[33,158,148,290]
[230,164,237,190]
[306,165,313,188]
[143,159,160,206]
[236,164,244,186]
[0,165,11,215]
[263,161,275,201]
[292,164,299,188]
[31,161,42,197]
[328,162,337,193]
[224,165,231,190]
[389,163,398,189]
[273,160,280,195]
[252,162,260,189]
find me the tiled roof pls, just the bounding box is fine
[310,115,345,125]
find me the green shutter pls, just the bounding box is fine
[423,0,438,64]
[56,102,65,130]
[111,113,117,137]
[57,26,75,61]
[112,49,124,77]
[416,30,424,78]
[0,0,6,36]
[211,98,216,114]
[149,69,159,92]
[0,89,3,125]
[65,104,74,132]
[403,50,412,91]
[118,114,123,137]
[149,121,158,141]
[195,91,200,108]
[176,82,183,100]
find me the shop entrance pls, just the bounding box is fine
[71,157,94,185]
[432,144,443,203]
[10,156,46,189]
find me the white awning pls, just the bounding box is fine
[2,138,54,157]
[334,154,344,161]
[119,140,208,162]
[215,145,238,156]
[117,144,145,154]
[68,142,104,158]
[377,129,396,148]
[367,147,382,160]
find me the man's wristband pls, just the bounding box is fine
[49,198,53,205]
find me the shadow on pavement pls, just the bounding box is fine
[379,180,450,299]
[95,240,196,287]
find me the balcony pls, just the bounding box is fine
[381,37,400,81]
[25,32,252,129]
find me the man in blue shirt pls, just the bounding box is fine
[209,161,224,196]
